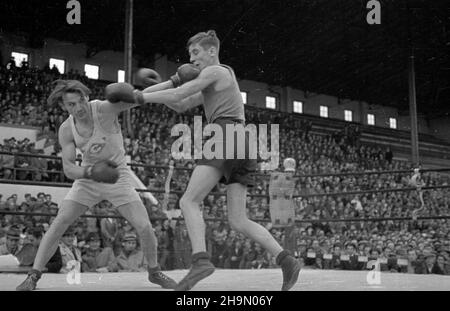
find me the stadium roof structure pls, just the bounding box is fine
[1,0,449,116]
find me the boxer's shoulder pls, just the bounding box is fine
[58,118,71,135]
[58,119,76,144]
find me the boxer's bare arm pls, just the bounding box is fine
[142,80,204,113]
[172,92,204,113]
[98,81,176,115]
[142,80,174,93]
[140,66,224,111]
[58,121,86,180]
[97,99,139,114]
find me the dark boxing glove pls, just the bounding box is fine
[135,68,162,88]
[170,64,201,88]
[83,160,119,184]
[105,83,144,105]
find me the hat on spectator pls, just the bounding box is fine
[425,253,436,259]
[86,232,100,242]
[122,232,137,242]
[333,242,343,248]
[62,226,76,237]
[27,226,44,238]
[7,226,21,240]
[345,242,357,249]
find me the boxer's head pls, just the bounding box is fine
[187,30,220,70]
[47,80,91,120]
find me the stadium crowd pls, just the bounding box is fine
[0,60,449,275]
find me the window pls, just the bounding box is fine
[240,91,247,104]
[367,114,375,125]
[11,52,28,67]
[266,96,276,109]
[118,70,125,82]
[84,64,99,80]
[389,117,397,129]
[49,58,65,74]
[293,101,303,113]
[344,110,353,122]
[320,106,328,118]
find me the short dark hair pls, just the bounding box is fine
[47,79,91,106]
[187,30,220,52]
[29,228,44,239]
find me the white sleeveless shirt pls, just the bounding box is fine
[68,100,127,168]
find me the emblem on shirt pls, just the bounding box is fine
[89,142,106,154]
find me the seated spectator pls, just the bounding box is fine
[420,253,439,274]
[0,145,14,179]
[404,249,420,274]
[329,244,343,270]
[314,256,324,269]
[58,226,83,274]
[225,239,244,269]
[383,247,400,272]
[434,254,450,275]
[0,225,21,256]
[15,227,62,272]
[173,220,191,269]
[341,243,361,270]
[81,232,118,273]
[240,240,256,269]
[98,201,120,250]
[0,227,5,246]
[304,247,317,266]
[211,237,228,268]
[250,243,269,269]
[115,232,147,272]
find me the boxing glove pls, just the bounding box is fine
[84,160,119,183]
[170,64,201,88]
[105,83,144,105]
[135,68,162,88]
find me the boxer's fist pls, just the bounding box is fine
[105,83,144,105]
[84,160,119,183]
[170,64,200,87]
[135,68,162,88]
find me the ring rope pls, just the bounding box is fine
[1,179,449,198]
[2,151,450,177]
[1,210,449,223]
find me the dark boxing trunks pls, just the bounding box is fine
[196,118,257,187]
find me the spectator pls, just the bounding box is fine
[341,243,361,270]
[251,243,270,269]
[329,244,343,270]
[404,249,420,274]
[58,226,83,274]
[157,219,174,270]
[173,220,191,269]
[240,240,256,269]
[434,254,449,275]
[385,147,393,164]
[225,239,244,269]
[99,202,120,251]
[418,253,437,274]
[211,238,228,268]
[81,232,118,273]
[0,225,21,255]
[15,227,62,272]
[115,232,147,272]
